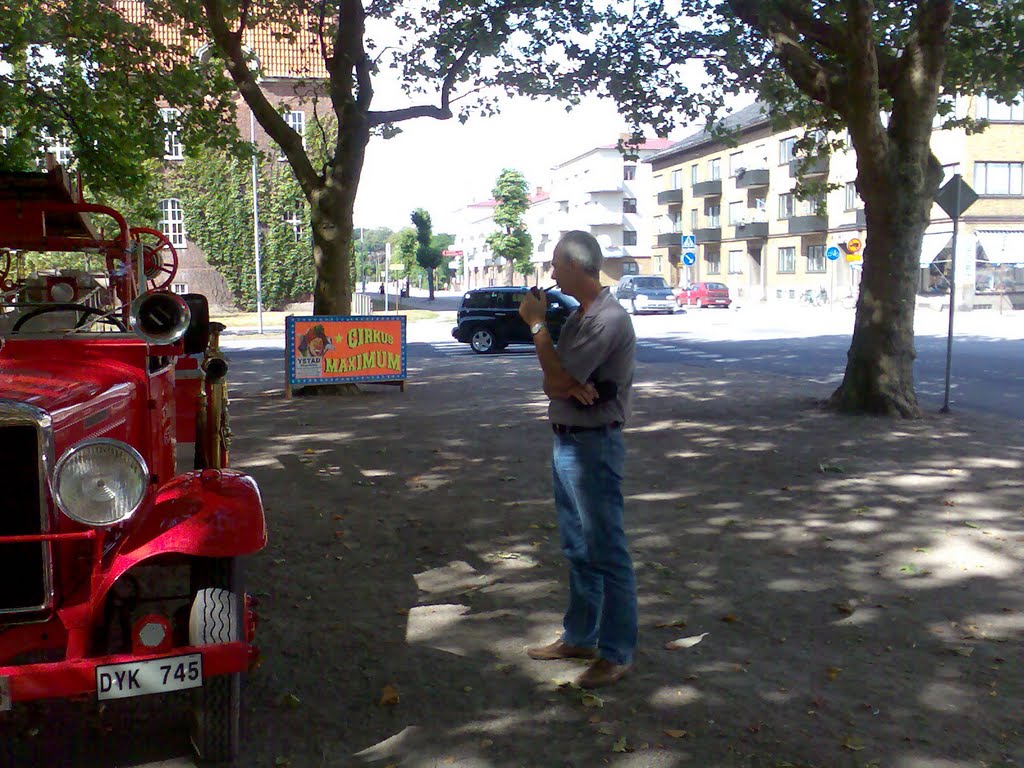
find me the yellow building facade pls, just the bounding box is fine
[648,99,1024,309]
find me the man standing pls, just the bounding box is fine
[518,230,638,689]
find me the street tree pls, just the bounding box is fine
[410,209,442,300]
[609,0,1024,416]
[486,169,534,284]
[431,232,456,289]
[389,227,418,293]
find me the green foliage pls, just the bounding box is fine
[411,208,444,298]
[486,169,534,279]
[390,228,419,282]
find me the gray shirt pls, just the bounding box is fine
[549,287,636,427]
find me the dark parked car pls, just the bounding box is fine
[452,286,579,354]
[614,275,676,314]
[675,281,732,308]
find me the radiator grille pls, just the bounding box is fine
[0,423,48,612]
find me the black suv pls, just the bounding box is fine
[452,286,579,353]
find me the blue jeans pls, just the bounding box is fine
[552,427,637,665]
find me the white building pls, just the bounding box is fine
[453,137,675,289]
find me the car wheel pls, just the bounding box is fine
[469,326,497,354]
[189,557,242,765]
[630,300,638,315]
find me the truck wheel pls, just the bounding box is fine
[189,557,242,764]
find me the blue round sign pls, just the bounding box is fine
[682,251,696,266]
[826,246,842,261]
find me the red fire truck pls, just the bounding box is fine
[0,165,266,763]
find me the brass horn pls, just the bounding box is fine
[129,290,191,345]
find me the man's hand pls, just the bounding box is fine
[519,287,547,326]
[567,381,598,406]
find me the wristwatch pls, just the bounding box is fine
[530,321,546,336]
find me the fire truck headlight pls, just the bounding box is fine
[54,440,149,526]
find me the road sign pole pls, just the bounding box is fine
[941,196,960,413]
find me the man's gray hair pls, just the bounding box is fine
[556,230,603,276]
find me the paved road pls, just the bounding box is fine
[224,303,1024,419]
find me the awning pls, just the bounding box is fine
[976,230,1024,265]
[920,232,952,267]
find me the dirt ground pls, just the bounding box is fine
[3,344,1024,768]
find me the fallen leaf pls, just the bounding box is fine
[664,632,709,650]
[664,729,688,739]
[274,758,290,767]
[841,735,865,751]
[826,666,842,681]
[588,714,602,724]
[655,619,688,629]
[833,600,857,616]
[611,736,629,753]
[819,462,845,473]
[304,448,315,455]
[597,724,616,735]
[850,506,869,516]
[581,693,604,708]
[379,684,400,706]
[720,614,740,623]
[964,521,981,529]
[278,692,301,709]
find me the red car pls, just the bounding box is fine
[0,166,265,764]
[675,281,732,308]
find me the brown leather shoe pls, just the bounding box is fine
[576,658,632,689]
[527,640,598,661]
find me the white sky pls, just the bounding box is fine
[353,95,641,234]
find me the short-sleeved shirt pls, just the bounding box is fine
[549,287,636,427]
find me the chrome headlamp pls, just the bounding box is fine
[53,439,149,526]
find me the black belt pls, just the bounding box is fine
[551,422,622,435]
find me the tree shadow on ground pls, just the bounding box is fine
[2,348,1021,768]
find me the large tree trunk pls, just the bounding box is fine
[829,141,943,418]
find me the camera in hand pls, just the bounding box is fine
[573,380,618,409]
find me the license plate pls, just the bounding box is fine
[0,677,10,711]
[96,653,202,701]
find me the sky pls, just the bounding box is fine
[353,95,647,235]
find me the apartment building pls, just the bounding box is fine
[453,138,673,289]
[648,99,1024,308]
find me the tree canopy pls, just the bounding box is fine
[486,169,534,283]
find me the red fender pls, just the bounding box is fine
[57,470,266,655]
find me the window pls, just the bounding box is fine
[778,193,795,219]
[623,165,636,181]
[798,196,822,216]
[280,110,305,160]
[690,164,698,185]
[54,140,72,165]
[159,198,186,248]
[622,261,639,275]
[779,136,796,164]
[171,283,190,295]
[160,108,183,160]
[941,163,961,186]
[806,245,826,273]
[973,162,1024,195]
[671,169,682,189]
[283,208,303,242]
[690,208,698,230]
[623,229,638,246]
[977,93,1024,122]
[728,250,744,274]
[705,251,721,274]
[705,204,720,228]
[729,201,744,225]
[708,158,721,181]
[623,198,637,213]
[844,182,860,210]
[777,246,796,273]
[729,152,743,176]
[653,256,662,273]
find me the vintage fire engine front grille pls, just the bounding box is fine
[0,421,50,614]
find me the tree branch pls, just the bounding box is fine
[200,0,320,196]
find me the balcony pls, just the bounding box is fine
[657,188,684,205]
[787,215,828,234]
[691,179,722,197]
[580,204,622,227]
[734,168,770,189]
[788,155,830,178]
[694,226,722,242]
[656,232,682,248]
[587,180,623,194]
[733,221,769,239]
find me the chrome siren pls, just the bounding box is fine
[129,291,192,345]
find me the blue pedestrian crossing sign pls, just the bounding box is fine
[682,251,696,266]
[680,234,696,249]
[826,246,842,261]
